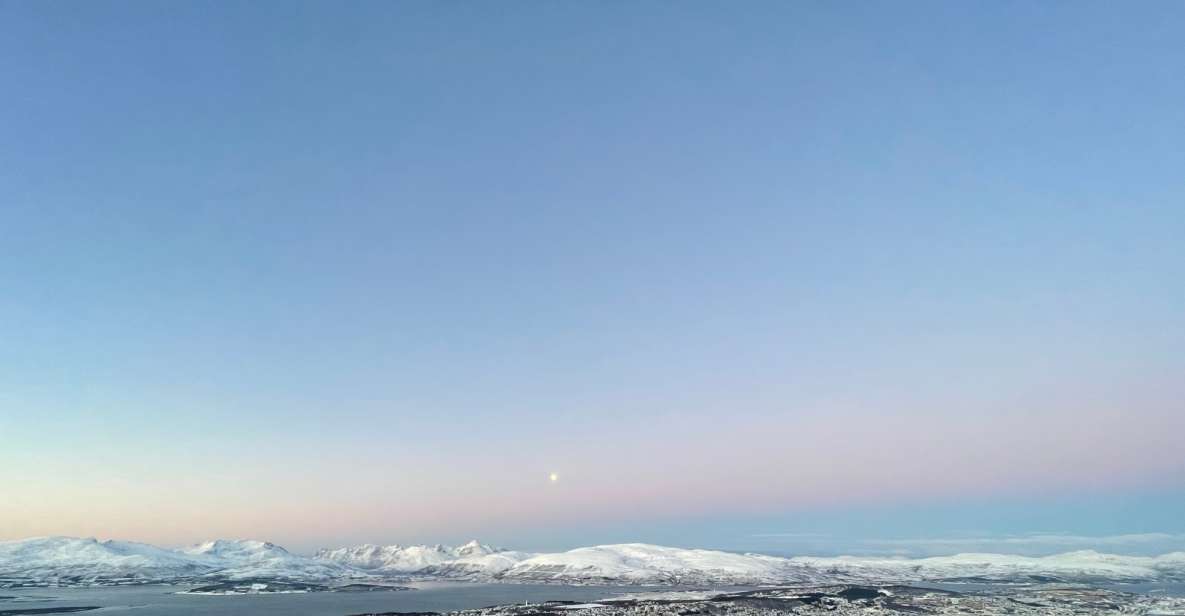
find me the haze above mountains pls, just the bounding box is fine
[4,536,1185,589]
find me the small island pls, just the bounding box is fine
[180,580,412,595]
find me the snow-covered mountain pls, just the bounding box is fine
[314,540,512,573]
[0,537,359,587]
[497,544,793,584]
[316,541,1185,585]
[499,544,1185,585]
[0,537,213,583]
[5,536,1185,589]
[181,539,354,581]
[422,550,538,577]
[472,545,1185,585]
[790,549,1185,583]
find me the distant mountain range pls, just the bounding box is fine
[3,536,1185,589]
[0,536,355,587]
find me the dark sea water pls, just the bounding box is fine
[913,581,1185,598]
[0,581,655,616]
[1100,582,1185,597]
[5,580,1183,615]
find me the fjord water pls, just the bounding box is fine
[6,582,1184,616]
[911,581,1185,598]
[1101,582,1185,597]
[0,581,659,615]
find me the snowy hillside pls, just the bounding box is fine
[314,540,513,573]
[0,536,212,583]
[789,549,1185,583]
[489,544,1185,584]
[316,541,1185,585]
[181,539,355,580]
[422,550,538,577]
[0,537,359,587]
[498,544,794,584]
[5,536,1185,588]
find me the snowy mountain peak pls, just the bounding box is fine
[6,536,1185,588]
[184,539,290,559]
[454,540,500,557]
[314,540,508,573]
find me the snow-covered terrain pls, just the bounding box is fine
[180,539,354,580]
[319,542,1185,585]
[0,537,362,587]
[396,585,1185,616]
[315,540,525,574]
[4,537,1185,589]
[0,536,212,583]
[787,549,1185,584]
[499,544,793,584]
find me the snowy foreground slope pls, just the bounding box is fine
[4,537,1185,588]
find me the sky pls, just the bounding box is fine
[1,1,1183,556]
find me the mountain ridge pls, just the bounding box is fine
[3,536,1184,589]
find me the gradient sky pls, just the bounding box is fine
[2,1,1184,556]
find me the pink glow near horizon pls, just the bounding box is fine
[7,385,1182,550]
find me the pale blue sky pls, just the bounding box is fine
[1,1,1183,554]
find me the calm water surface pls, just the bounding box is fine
[914,581,1185,597]
[5,580,1181,615]
[1100,582,1185,597]
[0,581,665,616]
